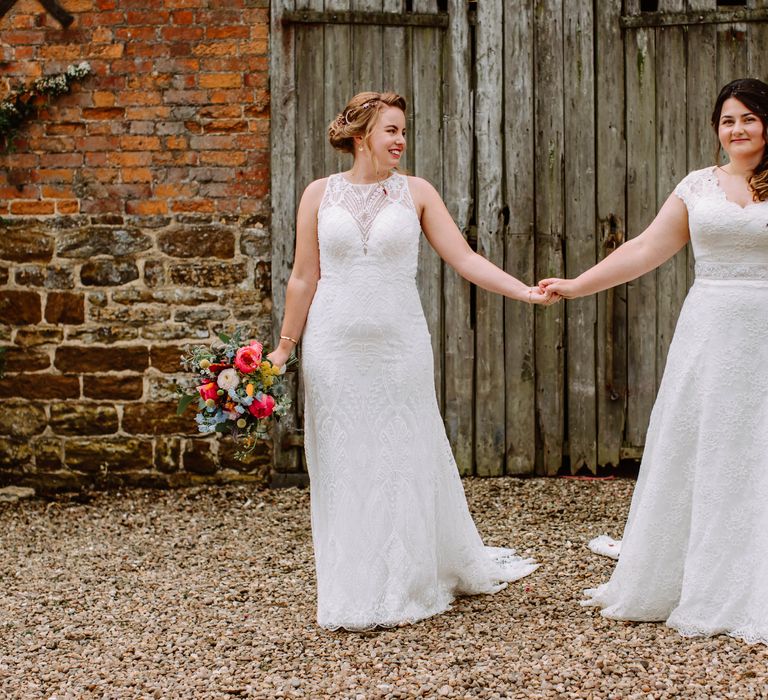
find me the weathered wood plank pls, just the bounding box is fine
[442,0,474,475]
[717,22,748,89]
[412,0,444,409]
[747,0,768,79]
[563,0,597,472]
[503,0,535,477]
[351,0,384,92]
[655,1,689,390]
[595,0,627,469]
[282,8,449,27]
[624,21,658,449]
[474,0,506,476]
[270,0,300,473]
[533,0,565,475]
[295,8,326,196]
[381,0,409,104]
[324,0,353,176]
[621,7,768,28]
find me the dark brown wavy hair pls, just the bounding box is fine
[711,78,768,202]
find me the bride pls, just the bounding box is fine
[541,78,768,645]
[267,91,553,630]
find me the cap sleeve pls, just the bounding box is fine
[673,168,709,210]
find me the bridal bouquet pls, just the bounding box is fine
[176,329,293,459]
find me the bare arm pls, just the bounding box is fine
[267,179,324,367]
[410,177,552,304]
[540,193,691,298]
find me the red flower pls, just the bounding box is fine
[197,381,219,402]
[234,343,263,374]
[248,394,275,419]
[207,362,231,374]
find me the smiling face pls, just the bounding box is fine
[358,106,406,171]
[718,97,767,163]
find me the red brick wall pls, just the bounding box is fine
[0,0,273,491]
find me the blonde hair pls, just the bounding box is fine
[328,91,407,154]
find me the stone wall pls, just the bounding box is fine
[0,0,273,492]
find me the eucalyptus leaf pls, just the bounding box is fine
[176,393,197,415]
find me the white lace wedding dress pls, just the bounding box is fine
[300,172,538,631]
[584,166,768,645]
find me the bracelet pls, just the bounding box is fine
[527,288,533,304]
[280,334,298,345]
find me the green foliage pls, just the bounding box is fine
[0,62,92,153]
[175,392,196,416]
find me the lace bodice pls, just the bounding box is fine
[317,172,420,279]
[674,167,768,280]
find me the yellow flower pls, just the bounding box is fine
[236,418,247,428]
[263,375,273,388]
[199,359,211,369]
[245,383,254,397]
[260,360,272,371]
[270,364,282,376]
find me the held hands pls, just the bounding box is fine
[537,278,580,300]
[521,275,583,304]
[526,285,560,306]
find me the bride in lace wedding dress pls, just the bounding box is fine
[267,91,554,630]
[541,78,768,645]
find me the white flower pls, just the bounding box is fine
[66,61,91,79]
[217,367,240,391]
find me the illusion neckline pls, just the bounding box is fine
[339,172,398,187]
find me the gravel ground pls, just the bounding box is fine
[1,477,766,700]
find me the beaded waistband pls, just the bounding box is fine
[695,261,768,281]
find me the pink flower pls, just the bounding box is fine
[197,381,219,402]
[234,343,263,374]
[248,394,275,419]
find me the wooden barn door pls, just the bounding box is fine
[270,0,768,482]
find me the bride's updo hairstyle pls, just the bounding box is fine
[328,91,407,154]
[711,78,768,202]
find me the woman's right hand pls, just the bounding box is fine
[266,347,292,371]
